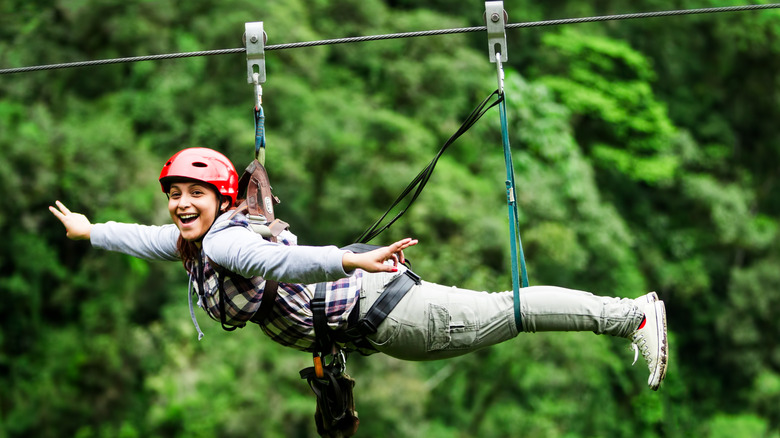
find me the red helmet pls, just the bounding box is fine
[159,148,239,206]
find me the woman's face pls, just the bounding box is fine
[168,181,227,241]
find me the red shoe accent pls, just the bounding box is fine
[637,315,647,330]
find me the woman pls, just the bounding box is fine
[49,147,668,391]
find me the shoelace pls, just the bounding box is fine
[631,333,650,366]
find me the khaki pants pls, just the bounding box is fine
[358,270,644,361]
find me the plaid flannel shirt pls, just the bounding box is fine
[190,215,363,352]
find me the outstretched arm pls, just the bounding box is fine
[341,238,418,273]
[49,200,93,240]
[49,200,180,261]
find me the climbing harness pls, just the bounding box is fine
[319,243,420,355]
[302,244,420,437]
[299,347,359,437]
[187,156,288,338]
[244,31,366,436]
[303,280,361,437]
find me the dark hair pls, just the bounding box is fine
[178,238,201,273]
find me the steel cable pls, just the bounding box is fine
[1,3,779,75]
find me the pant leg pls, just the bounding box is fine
[519,285,644,338]
[358,271,643,361]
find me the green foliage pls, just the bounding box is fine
[703,413,778,438]
[2,1,780,437]
[538,29,679,186]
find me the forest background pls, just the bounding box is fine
[1,0,779,437]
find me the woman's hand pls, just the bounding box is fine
[49,200,93,240]
[342,238,418,273]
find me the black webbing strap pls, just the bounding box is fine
[298,365,349,421]
[312,282,332,353]
[344,269,420,340]
[251,279,279,324]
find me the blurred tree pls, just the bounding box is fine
[2,0,780,436]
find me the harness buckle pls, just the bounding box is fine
[334,349,347,375]
[355,319,377,337]
[404,269,421,285]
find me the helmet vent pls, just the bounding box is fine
[191,162,208,168]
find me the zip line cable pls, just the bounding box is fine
[5,2,772,318]
[1,3,779,75]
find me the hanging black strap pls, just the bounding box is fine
[299,365,347,419]
[355,90,501,244]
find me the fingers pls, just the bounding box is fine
[386,238,417,268]
[344,238,418,273]
[55,200,71,214]
[48,205,63,219]
[49,201,70,220]
[391,238,418,251]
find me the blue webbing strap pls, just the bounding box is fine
[254,105,266,164]
[487,0,527,331]
[498,90,529,331]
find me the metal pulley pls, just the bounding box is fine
[484,1,508,63]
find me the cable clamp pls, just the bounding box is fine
[485,1,508,63]
[245,22,266,85]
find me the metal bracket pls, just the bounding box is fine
[245,22,266,84]
[485,1,507,63]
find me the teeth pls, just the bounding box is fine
[180,214,198,219]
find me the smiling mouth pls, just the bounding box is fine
[179,213,199,224]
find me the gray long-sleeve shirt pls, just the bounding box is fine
[90,212,352,283]
[89,212,363,350]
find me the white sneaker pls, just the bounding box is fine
[630,292,668,390]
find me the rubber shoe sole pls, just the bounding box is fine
[648,300,668,390]
[631,292,668,391]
